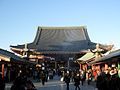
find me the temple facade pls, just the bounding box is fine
[10,26,112,70]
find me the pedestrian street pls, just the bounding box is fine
[35,80,96,90]
[6,79,96,90]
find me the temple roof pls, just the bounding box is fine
[77,52,95,62]
[10,26,96,54]
[89,49,120,64]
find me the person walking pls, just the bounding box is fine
[74,73,81,90]
[87,69,92,85]
[80,70,86,86]
[26,80,37,90]
[0,73,5,90]
[41,71,46,85]
[64,73,70,90]
[10,75,26,90]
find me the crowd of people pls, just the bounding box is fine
[10,74,37,90]
[0,72,37,90]
[61,69,92,90]
[96,67,120,90]
[1,64,120,90]
[61,65,120,90]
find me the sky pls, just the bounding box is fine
[0,0,120,51]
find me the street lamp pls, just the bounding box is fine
[68,57,73,70]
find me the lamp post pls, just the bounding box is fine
[68,57,73,70]
[50,57,56,71]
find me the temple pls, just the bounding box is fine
[10,26,112,69]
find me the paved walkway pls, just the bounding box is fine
[35,81,96,90]
[5,75,97,90]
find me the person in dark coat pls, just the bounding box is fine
[87,70,92,85]
[96,73,107,90]
[80,70,86,86]
[26,80,37,90]
[41,71,46,85]
[109,72,119,90]
[74,73,81,90]
[96,75,103,90]
[64,73,70,90]
[0,73,5,90]
[10,75,26,90]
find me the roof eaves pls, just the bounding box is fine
[0,54,10,62]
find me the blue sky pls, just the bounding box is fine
[0,0,120,51]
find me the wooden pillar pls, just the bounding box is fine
[2,64,4,79]
[83,64,87,71]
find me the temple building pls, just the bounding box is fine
[10,26,112,70]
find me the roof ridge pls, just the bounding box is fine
[38,26,87,30]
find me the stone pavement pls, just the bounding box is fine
[5,75,97,90]
[35,81,96,90]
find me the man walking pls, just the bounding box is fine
[74,73,81,90]
[64,73,70,90]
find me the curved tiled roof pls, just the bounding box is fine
[89,49,120,64]
[10,26,96,54]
